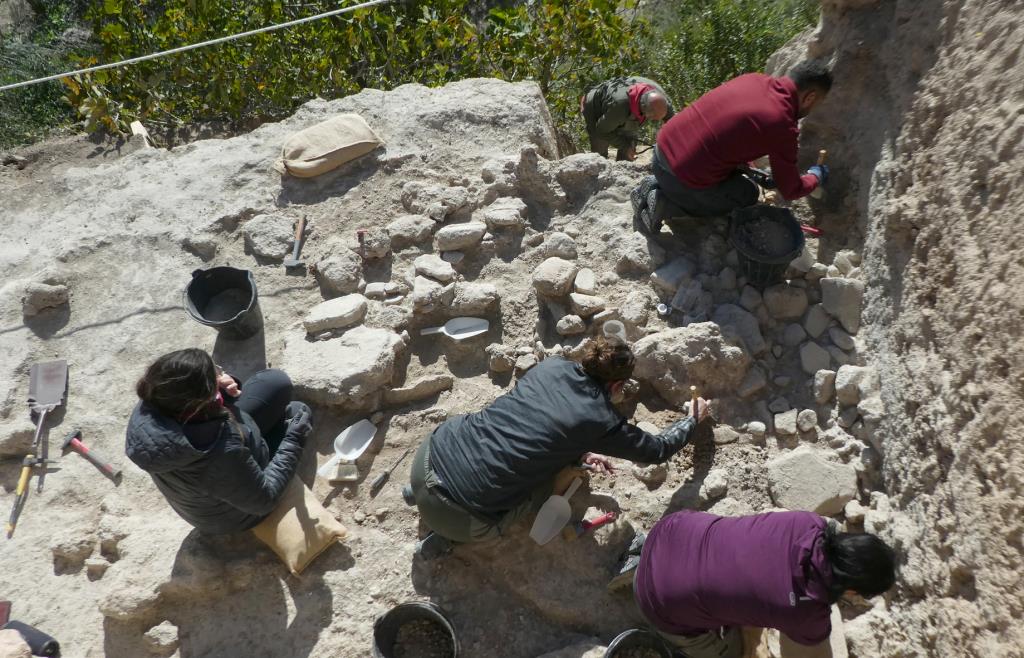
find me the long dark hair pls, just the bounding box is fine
[136,348,217,421]
[822,523,897,602]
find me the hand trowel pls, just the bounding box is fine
[317,419,376,484]
[529,477,583,546]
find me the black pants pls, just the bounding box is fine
[652,146,758,218]
[235,369,293,454]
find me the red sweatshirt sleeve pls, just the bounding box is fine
[769,125,819,200]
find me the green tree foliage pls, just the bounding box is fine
[0,1,94,148]
[645,0,820,106]
[66,0,647,145]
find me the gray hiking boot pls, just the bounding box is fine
[415,532,453,561]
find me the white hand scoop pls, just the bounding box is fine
[420,317,489,341]
[316,419,376,478]
[529,477,583,546]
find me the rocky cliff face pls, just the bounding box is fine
[770,1,1024,655]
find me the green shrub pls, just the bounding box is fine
[68,0,647,146]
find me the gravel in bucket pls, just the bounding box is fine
[393,619,455,658]
[735,216,793,259]
[613,648,662,658]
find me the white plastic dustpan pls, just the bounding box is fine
[529,478,583,546]
[317,419,376,478]
[420,317,489,341]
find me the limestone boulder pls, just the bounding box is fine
[569,293,605,318]
[775,409,799,436]
[616,232,666,275]
[556,315,585,335]
[314,247,362,297]
[799,341,832,374]
[477,196,528,229]
[386,214,434,248]
[435,222,487,251]
[448,282,499,315]
[21,281,69,316]
[804,303,831,338]
[542,232,578,259]
[281,326,404,407]
[414,253,455,283]
[401,181,472,221]
[303,294,367,333]
[650,256,696,294]
[763,283,808,319]
[835,365,879,406]
[242,214,293,260]
[814,369,837,404]
[767,445,858,515]
[820,277,865,334]
[712,303,767,355]
[574,268,597,295]
[383,374,453,406]
[532,257,578,297]
[633,323,751,403]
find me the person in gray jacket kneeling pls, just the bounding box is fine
[408,335,709,558]
[125,348,312,534]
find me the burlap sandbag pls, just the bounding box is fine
[274,113,383,178]
[252,477,348,575]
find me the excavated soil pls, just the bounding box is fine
[393,619,455,658]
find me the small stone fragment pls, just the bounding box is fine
[844,499,867,524]
[21,282,70,316]
[833,250,859,276]
[803,304,831,338]
[621,290,654,327]
[763,284,808,319]
[414,254,455,283]
[835,365,879,406]
[242,214,293,260]
[556,314,586,335]
[713,426,740,445]
[616,232,666,275]
[768,397,790,413]
[543,232,578,259]
[797,409,818,433]
[569,293,606,318]
[632,463,668,486]
[478,196,528,229]
[386,214,434,248]
[486,344,516,373]
[435,222,487,251]
[701,469,729,499]
[532,257,579,297]
[814,369,837,404]
[358,227,391,259]
[85,556,111,581]
[144,621,180,656]
[303,294,368,333]
[837,406,860,428]
[315,248,363,297]
[574,268,597,295]
[820,277,865,334]
[364,282,388,299]
[747,421,767,439]
[775,409,799,435]
[515,353,538,374]
[448,282,499,315]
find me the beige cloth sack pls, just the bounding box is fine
[251,477,348,575]
[274,113,383,178]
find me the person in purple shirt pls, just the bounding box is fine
[611,510,896,657]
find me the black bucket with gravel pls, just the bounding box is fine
[184,267,262,340]
[729,204,805,288]
[604,629,673,658]
[373,601,459,658]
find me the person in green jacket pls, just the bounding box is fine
[581,76,673,161]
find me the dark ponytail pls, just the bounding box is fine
[580,335,636,384]
[822,522,897,601]
[136,349,217,420]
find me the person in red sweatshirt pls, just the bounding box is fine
[632,61,832,234]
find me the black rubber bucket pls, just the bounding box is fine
[373,601,459,658]
[604,628,673,658]
[729,204,805,289]
[183,267,262,340]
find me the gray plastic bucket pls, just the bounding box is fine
[373,601,458,658]
[183,267,262,340]
[729,204,805,289]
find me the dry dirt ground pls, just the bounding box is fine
[1,2,1022,658]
